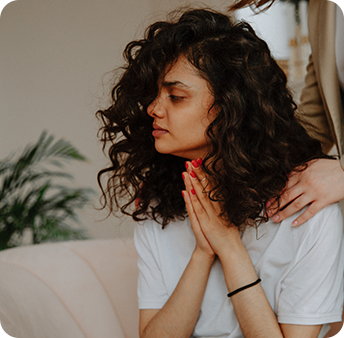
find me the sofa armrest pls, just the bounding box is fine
[0,238,139,338]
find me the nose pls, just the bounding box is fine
[147,94,165,118]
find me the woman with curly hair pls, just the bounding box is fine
[97,8,344,338]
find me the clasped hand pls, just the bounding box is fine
[182,160,241,260]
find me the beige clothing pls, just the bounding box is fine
[336,5,344,91]
[300,0,344,167]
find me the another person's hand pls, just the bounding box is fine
[267,158,344,226]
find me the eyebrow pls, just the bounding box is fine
[161,81,191,89]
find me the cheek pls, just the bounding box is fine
[175,116,208,139]
[183,121,209,146]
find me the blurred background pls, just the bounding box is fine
[0,0,310,243]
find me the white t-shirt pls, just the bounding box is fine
[134,203,344,338]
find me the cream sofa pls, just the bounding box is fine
[0,238,139,338]
[0,238,342,338]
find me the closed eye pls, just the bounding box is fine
[169,95,184,102]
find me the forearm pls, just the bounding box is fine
[141,250,213,338]
[218,239,283,338]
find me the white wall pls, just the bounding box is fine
[0,0,154,240]
[0,0,236,240]
[235,1,309,60]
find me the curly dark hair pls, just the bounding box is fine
[228,0,305,12]
[229,0,275,11]
[97,8,331,228]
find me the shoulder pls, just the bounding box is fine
[134,217,194,250]
[275,204,344,324]
[311,202,343,224]
[281,203,343,248]
[286,203,342,230]
[134,217,191,236]
[133,219,162,253]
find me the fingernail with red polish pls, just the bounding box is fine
[292,221,298,227]
[190,171,196,178]
[191,188,196,195]
[182,191,185,198]
[191,160,199,168]
[185,161,188,170]
[182,173,185,180]
[273,215,279,222]
[197,158,203,165]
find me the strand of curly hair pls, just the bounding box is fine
[229,0,276,11]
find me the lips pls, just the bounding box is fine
[153,123,168,131]
[152,123,168,137]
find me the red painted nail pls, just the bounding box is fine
[190,171,196,178]
[191,188,196,195]
[197,158,203,165]
[182,191,185,198]
[182,173,185,180]
[191,160,199,168]
[185,161,188,170]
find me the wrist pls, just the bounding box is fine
[217,236,259,292]
[192,247,215,265]
[216,227,244,259]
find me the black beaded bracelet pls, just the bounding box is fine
[227,278,261,297]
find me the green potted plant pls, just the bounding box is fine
[0,131,93,250]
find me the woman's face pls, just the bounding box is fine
[147,57,217,160]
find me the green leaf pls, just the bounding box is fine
[0,131,93,250]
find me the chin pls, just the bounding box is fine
[154,145,183,158]
[153,140,172,153]
[154,142,198,159]
[154,144,173,155]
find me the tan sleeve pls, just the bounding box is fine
[299,53,335,155]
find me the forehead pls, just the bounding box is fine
[162,57,206,89]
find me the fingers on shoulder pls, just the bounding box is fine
[290,201,325,227]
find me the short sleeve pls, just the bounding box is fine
[134,221,169,309]
[277,204,344,325]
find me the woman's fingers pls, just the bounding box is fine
[188,159,222,215]
[267,187,303,219]
[182,175,214,257]
[266,171,300,215]
[287,201,326,227]
[181,190,199,227]
[190,159,209,191]
[270,193,313,224]
[182,170,193,193]
[184,160,237,256]
[267,159,344,226]
[188,180,209,220]
[183,160,212,221]
[182,169,208,224]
